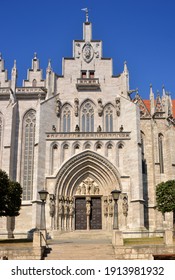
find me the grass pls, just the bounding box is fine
[124,237,164,246]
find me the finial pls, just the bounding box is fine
[150,83,152,88]
[162,84,166,96]
[81,8,89,22]
[48,59,51,68]
[124,61,128,73]
[13,60,17,69]
[0,53,2,60]
[34,52,37,59]
[47,59,52,72]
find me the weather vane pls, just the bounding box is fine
[81,8,89,22]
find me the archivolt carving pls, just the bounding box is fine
[54,151,121,198]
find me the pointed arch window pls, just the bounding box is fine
[51,143,58,174]
[158,133,164,173]
[104,106,113,132]
[0,114,3,165]
[141,131,147,174]
[32,79,37,87]
[81,102,94,132]
[22,110,36,200]
[62,105,71,132]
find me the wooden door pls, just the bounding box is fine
[90,197,102,229]
[75,198,87,230]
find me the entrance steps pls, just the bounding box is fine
[51,230,112,240]
[45,230,115,260]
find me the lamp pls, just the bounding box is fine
[38,189,48,230]
[111,189,121,229]
[38,189,48,202]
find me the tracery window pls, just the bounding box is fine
[158,133,164,173]
[141,131,147,174]
[0,114,2,149]
[81,102,94,132]
[62,105,71,132]
[22,110,36,200]
[0,114,3,165]
[104,105,113,132]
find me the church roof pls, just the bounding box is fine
[143,99,175,118]
[172,100,175,118]
[143,100,151,113]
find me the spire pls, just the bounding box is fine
[46,59,52,73]
[0,53,5,71]
[150,84,155,115]
[162,84,166,96]
[11,59,17,95]
[149,84,154,98]
[124,61,128,74]
[12,59,17,71]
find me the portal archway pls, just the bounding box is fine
[54,150,122,231]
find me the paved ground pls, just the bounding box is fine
[45,231,115,260]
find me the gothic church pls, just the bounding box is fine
[0,15,175,237]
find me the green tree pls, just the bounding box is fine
[156,180,175,214]
[0,169,22,217]
[0,169,9,216]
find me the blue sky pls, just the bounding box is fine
[1,0,175,99]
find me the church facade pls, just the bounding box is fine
[0,18,175,237]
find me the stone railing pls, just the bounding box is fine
[76,78,100,90]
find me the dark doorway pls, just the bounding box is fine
[90,198,102,229]
[75,198,87,230]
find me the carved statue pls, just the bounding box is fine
[56,98,61,117]
[59,202,63,215]
[75,124,80,131]
[97,125,102,132]
[74,98,79,117]
[94,185,100,194]
[76,185,81,195]
[98,98,103,116]
[64,202,68,216]
[122,195,128,217]
[115,97,120,116]
[49,195,55,217]
[81,183,86,195]
[119,125,124,132]
[86,201,91,215]
[103,196,108,216]
[69,202,74,216]
[108,196,113,216]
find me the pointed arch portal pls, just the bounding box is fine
[54,150,122,231]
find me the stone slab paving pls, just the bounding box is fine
[45,231,115,260]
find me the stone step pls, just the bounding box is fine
[51,230,112,240]
[45,243,115,260]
